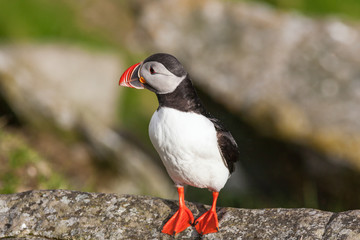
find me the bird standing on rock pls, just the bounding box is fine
[119,53,239,236]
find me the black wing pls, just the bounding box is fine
[209,117,239,174]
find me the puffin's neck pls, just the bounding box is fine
[156,76,207,115]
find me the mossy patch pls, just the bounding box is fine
[0,128,70,194]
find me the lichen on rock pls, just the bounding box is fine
[0,190,359,239]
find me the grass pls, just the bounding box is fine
[0,0,122,50]
[0,128,70,194]
[1,0,359,50]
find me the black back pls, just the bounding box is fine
[156,76,239,173]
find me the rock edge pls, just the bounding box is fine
[0,190,359,239]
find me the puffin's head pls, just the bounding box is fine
[119,53,187,94]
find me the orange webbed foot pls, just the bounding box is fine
[161,186,194,236]
[195,208,219,235]
[195,191,220,235]
[161,204,194,235]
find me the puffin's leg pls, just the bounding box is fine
[161,186,194,235]
[195,191,219,235]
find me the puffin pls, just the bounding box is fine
[119,53,239,235]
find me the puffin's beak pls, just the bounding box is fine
[119,62,145,89]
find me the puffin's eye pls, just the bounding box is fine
[150,67,155,75]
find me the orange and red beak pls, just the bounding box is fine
[119,62,145,89]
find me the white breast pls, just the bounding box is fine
[149,107,229,192]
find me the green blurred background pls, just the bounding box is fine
[1,0,360,212]
[2,0,360,48]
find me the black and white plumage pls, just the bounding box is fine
[119,53,239,235]
[151,76,238,192]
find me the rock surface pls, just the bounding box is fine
[0,190,359,240]
[135,0,360,170]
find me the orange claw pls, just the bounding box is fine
[195,191,220,235]
[162,186,194,235]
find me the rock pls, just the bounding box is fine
[135,0,360,170]
[0,190,359,239]
[0,44,118,128]
[0,44,174,198]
